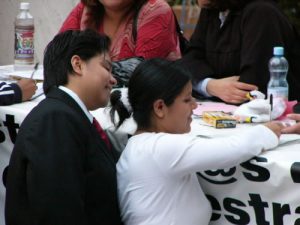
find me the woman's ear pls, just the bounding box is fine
[71,55,83,75]
[153,99,166,118]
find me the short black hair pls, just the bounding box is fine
[43,29,110,94]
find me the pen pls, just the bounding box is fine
[31,92,44,100]
[269,94,273,121]
[30,62,39,79]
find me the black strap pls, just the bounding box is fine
[171,9,190,54]
[172,10,185,37]
[2,165,9,188]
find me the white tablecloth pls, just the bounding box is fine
[1,98,300,225]
[189,120,300,225]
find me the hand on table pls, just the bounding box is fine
[17,78,37,101]
[264,121,284,138]
[206,76,257,104]
[282,114,300,134]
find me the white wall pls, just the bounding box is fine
[0,0,79,65]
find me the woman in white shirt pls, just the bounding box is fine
[114,58,282,225]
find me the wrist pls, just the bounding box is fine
[206,79,217,97]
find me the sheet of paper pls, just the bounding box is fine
[0,64,44,81]
[4,68,44,81]
[193,102,238,116]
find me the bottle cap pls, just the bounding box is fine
[20,2,30,10]
[273,47,284,56]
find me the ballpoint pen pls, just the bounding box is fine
[30,62,39,79]
[31,92,44,100]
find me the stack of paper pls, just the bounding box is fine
[0,64,44,81]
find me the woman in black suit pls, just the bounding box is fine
[5,29,123,225]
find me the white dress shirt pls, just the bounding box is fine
[59,86,93,123]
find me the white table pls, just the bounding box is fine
[1,98,300,225]
[189,120,300,225]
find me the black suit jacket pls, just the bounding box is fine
[5,88,123,225]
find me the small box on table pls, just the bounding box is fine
[202,111,237,128]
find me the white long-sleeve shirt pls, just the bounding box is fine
[117,125,278,225]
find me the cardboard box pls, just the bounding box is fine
[202,111,237,128]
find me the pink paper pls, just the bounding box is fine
[193,102,238,116]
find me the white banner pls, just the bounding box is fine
[1,100,300,225]
[0,102,32,225]
[198,148,300,225]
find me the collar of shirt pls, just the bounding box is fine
[219,10,230,28]
[59,86,93,123]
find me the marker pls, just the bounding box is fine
[269,94,273,121]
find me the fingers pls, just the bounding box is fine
[264,121,284,138]
[224,95,246,104]
[207,77,259,104]
[225,76,240,81]
[281,115,300,134]
[235,81,258,92]
[223,82,257,104]
[17,78,37,101]
[282,126,299,134]
[286,114,300,121]
[221,88,252,104]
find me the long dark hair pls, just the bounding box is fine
[110,58,192,129]
[81,0,148,42]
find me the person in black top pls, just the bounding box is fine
[180,0,300,104]
[5,29,123,225]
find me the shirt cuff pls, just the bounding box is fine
[195,78,213,97]
[256,125,279,150]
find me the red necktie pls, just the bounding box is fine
[93,117,111,150]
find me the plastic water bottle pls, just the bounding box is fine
[267,46,289,101]
[14,2,35,70]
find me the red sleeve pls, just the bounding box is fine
[134,1,180,59]
[59,3,84,32]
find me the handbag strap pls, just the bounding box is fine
[171,9,185,38]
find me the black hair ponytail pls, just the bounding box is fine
[110,89,131,128]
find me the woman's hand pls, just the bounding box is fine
[264,121,284,138]
[17,78,37,101]
[282,114,300,134]
[206,76,257,104]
